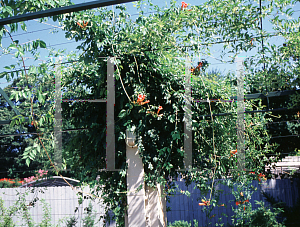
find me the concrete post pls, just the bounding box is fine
[126,128,146,227]
[125,128,167,227]
[145,184,167,227]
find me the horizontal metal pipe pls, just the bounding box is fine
[0,0,140,26]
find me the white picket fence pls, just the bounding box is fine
[0,186,116,227]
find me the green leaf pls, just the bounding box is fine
[8,43,17,49]
[29,66,36,74]
[5,6,13,16]
[26,158,30,167]
[118,109,127,118]
[38,91,44,104]
[167,114,176,123]
[21,22,27,32]
[171,131,180,140]
[22,90,27,99]
[39,40,47,48]
[0,72,7,78]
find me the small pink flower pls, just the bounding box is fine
[38,169,44,174]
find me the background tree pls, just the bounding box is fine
[0,0,74,180]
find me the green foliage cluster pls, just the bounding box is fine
[168,219,199,227]
[262,191,300,227]
[82,202,97,227]
[0,190,99,227]
[230,201,284,227]
[0,190,44,227]
[0,0,74,178]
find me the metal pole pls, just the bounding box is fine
[54,57,62,169]
[106,57,118,171]
[236,56,245,172]
[0,0,140,26]
[183,56,193,170]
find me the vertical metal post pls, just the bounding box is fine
[54,56,62,169]
[106,57,116,171]
[236,57,245,172]
[183,56,193,170]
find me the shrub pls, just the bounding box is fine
[168,219,199,227]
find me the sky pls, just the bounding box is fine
[0,0,299,90]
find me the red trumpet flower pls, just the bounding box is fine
[197,62,203,69]
[230,149,237,157]
[77,21,88,29]
[181,1,188,10]
[134,94,147,105]
[236,199,249,206]
[157,106,163,114]
[257,173,266,182]
[140,100,150,105]
[199,199,210,206]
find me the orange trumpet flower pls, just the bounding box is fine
[134,94,147,105]
[140,100,150,105]
[77,21,88,29]
[157,106,163,114]
[199,199,210,206]
[236,199,249,206]
[230,149,237,157]
[196,62,203,69]
[257,173,266,182]
[181,1,188,10]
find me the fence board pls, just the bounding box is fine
[166,178,300,226]
[0,186,115,227]
[1,178,298,226]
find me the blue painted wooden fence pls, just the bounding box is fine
[166,178,300,226]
